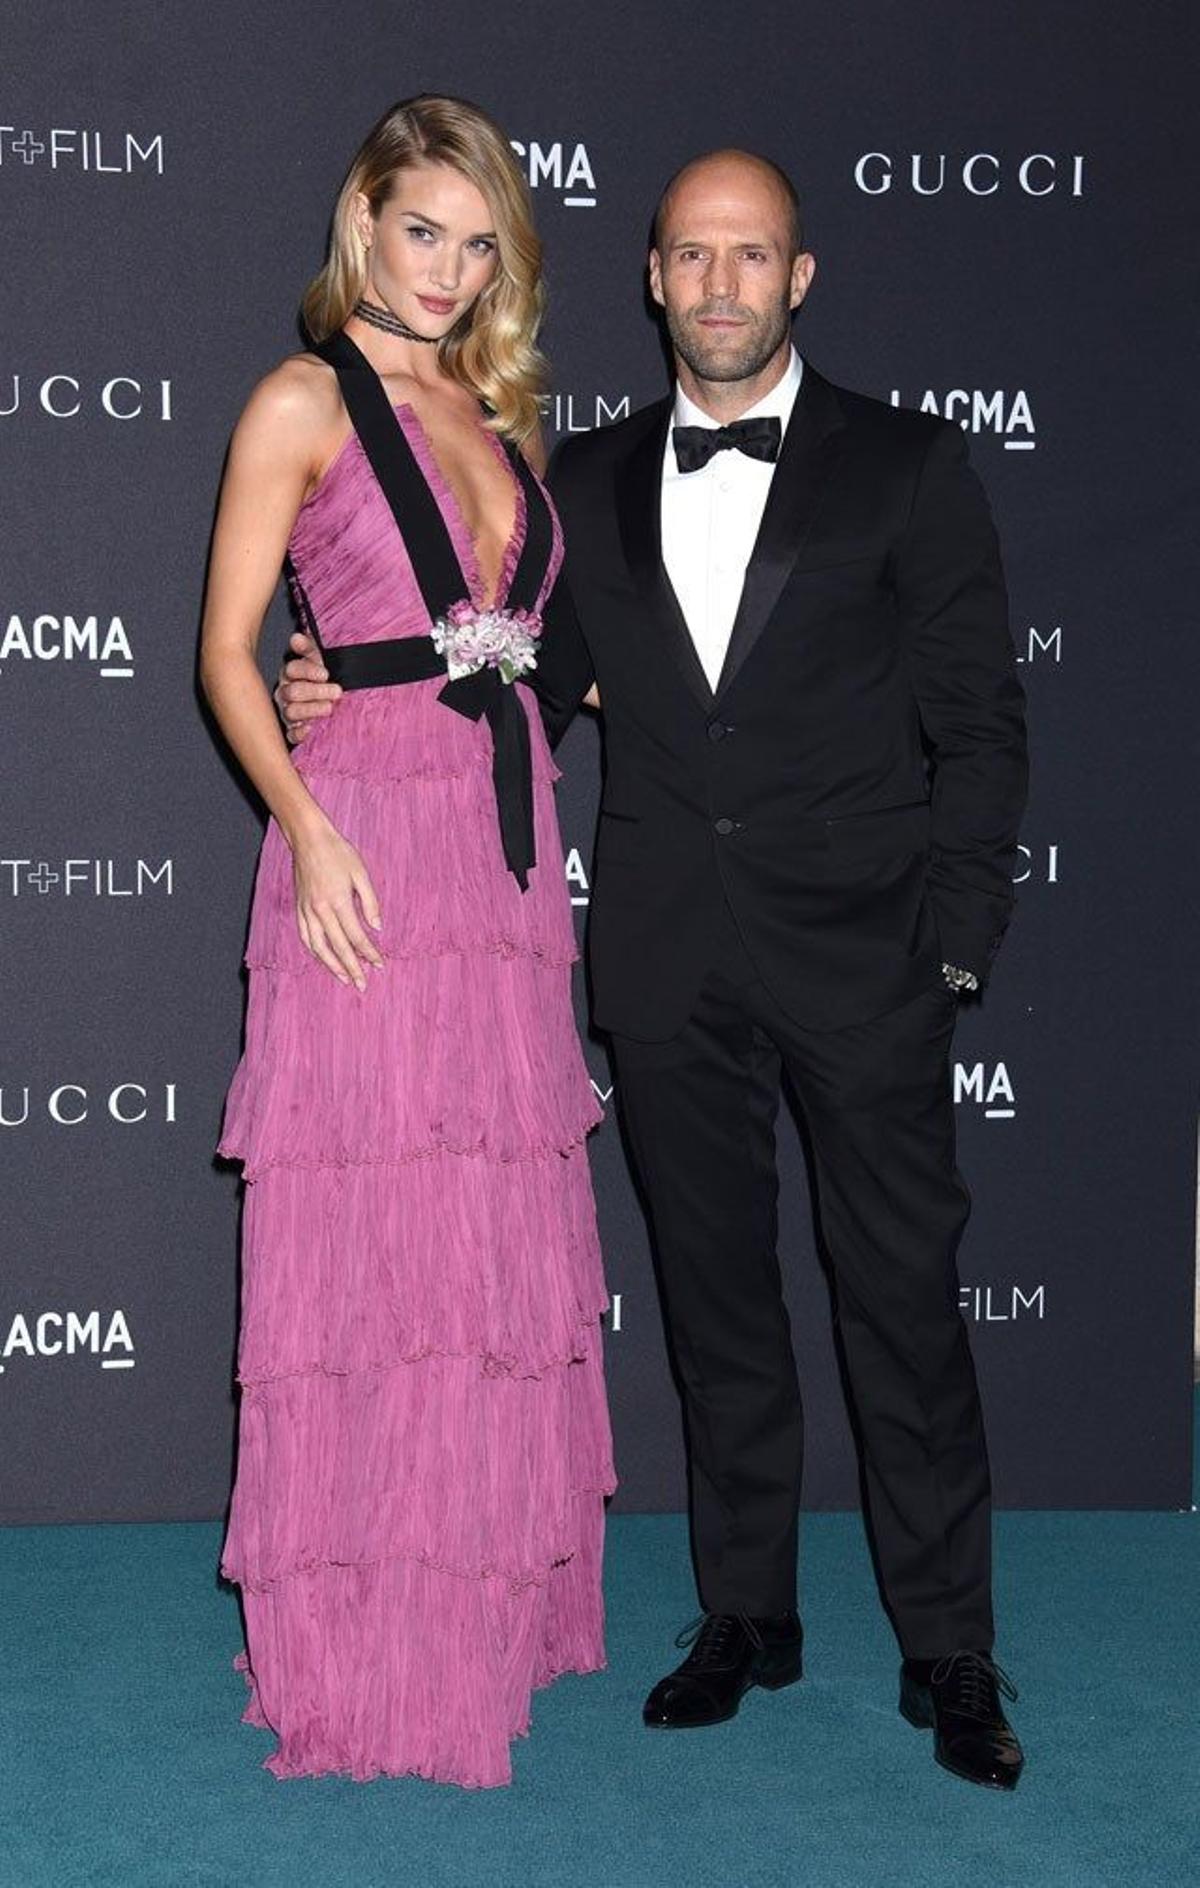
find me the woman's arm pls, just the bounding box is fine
[199,365,383,990]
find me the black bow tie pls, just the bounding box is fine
[672,414,782,474]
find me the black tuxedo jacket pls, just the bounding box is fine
[537,365,1028,1041]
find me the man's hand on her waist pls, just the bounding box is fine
[275,630,342,746]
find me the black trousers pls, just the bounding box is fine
[608,909,993,1660]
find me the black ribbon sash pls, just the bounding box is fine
[296,329,555,891]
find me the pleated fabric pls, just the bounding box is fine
[218,403,615,1787]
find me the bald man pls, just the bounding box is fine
[279,151,1028,1790]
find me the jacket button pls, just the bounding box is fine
[707,720,730,742]
[714,816,737,836]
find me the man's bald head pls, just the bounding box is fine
[647,147,815,411]
[653,149,804,258]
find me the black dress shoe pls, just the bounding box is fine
[900,1651,1024,1790]
[643,1611,804,1729]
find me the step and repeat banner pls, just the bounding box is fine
[2,2,1196,1521]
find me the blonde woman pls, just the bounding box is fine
[200,95,613,1788]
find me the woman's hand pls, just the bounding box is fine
[291,818,384,991]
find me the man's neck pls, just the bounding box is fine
[674,341,793,425]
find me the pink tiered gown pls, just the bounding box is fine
[217,404,615,1788]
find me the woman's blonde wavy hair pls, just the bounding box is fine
[302,95,546,443]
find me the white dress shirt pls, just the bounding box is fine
[661,348,804,691]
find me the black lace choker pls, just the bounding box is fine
[352,296,441,343]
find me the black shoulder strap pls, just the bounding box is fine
[502,441,556,615]
[313,329,468,623]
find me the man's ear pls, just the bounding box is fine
[648,249,666,309]
[789,251,816,312]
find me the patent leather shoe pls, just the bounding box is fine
[643,1610,804,1729]
[900,1650,1024,1790]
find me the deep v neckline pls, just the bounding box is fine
[393,401,526,615]
[311,328,552,633]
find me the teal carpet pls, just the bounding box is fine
[4,1465,1196,1887]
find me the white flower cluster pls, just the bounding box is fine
[431,601,542,685]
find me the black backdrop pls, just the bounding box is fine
[2,0,1196,1523]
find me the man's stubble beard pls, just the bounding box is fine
[665,291,793,386]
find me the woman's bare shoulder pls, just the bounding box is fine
[238,352,341,441]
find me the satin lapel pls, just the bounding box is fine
[714,368,847,701]
[615,400,715,712]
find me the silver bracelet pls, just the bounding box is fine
[941,962,979,993]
